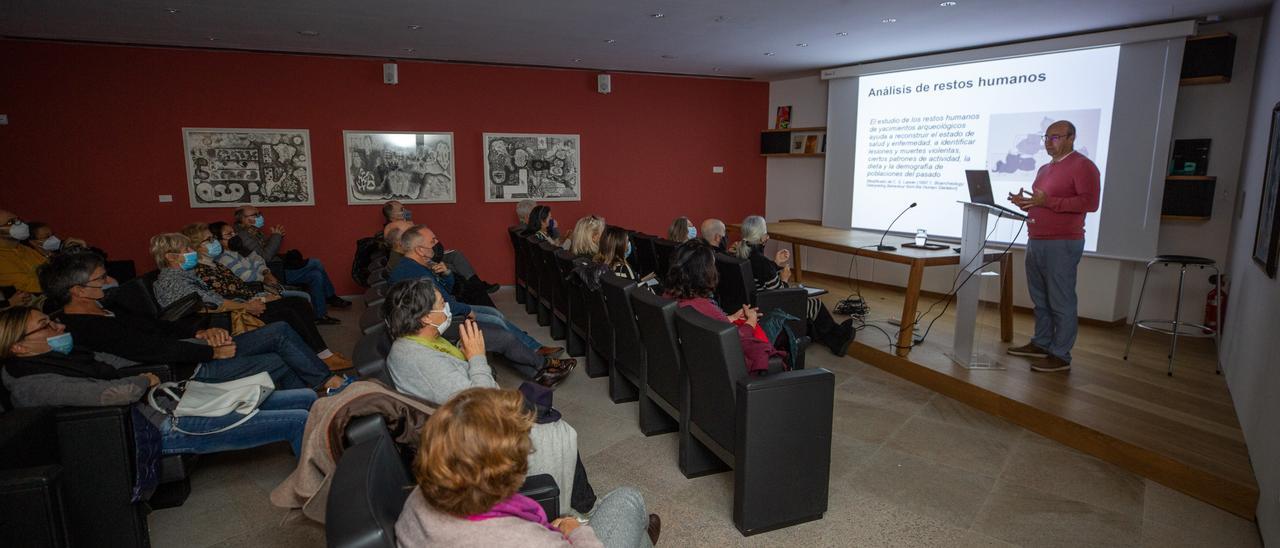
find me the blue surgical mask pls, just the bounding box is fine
[205,240,223,257]
[687,225,698,240]
[625,241,633,258]
[253,215,265,228]
[41,235,62,251]
[46,332,74,354]
[403,210,413,221]
[180,251,199,270]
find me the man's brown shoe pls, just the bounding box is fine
[647,513,661,545]
[323,353,353,372]
[1007,342,1050,358]
[1030,355,1071,372]
[537,346,566,358]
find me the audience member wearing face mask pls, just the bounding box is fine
[388,226,570,371]
[0,209,48,296]
[42,251,351,394]
[381,201,499,295]
[666,216,695,243]
[149,231,354,372]
[232,206,351,320]
[0,305,318,457]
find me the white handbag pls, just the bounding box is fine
[147,372,276,435]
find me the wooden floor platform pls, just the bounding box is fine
[803,272,1259,520]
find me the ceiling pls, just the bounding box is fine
[0,0,1269,80]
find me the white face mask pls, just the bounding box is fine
[426,302,452,333]
[42,235,62,251]
[7,221,30,241]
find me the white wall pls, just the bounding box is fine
[1221,1,1280,542]
[765,19,1264,324]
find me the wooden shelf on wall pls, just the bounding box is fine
[761,126,827,157]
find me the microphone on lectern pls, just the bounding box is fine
[876,202,917,251]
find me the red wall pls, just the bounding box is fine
[0,40,767,293]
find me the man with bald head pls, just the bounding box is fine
[1006,120,1100,373]
[379,201,496,295]
[382,219,414,270]
[699,218,728,252]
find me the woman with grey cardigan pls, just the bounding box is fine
[382,279,585,516]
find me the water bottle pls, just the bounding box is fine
[915,229,927,246]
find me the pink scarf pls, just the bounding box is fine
[466,493,561,534]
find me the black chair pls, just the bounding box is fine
[673,307,834,536]
[519,234,540,314]
[554,250,589,357]
[584,276,613,379]
[359,305,385,335]
[630,233,660,279]
[713,253,811,370]
[363,282,388,309]
[537,242,567,339]
[353,324,394,386]
[365,266,388,287]
[630,291,683,437]
[508,226,529,305]
[600,273,644,405]
[325,415,560,548]
[653,238,678,281]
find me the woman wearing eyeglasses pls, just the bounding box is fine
[0,306,316,456]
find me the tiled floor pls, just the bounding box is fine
[147,288,1263,547]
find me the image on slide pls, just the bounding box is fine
[985,109,1100,185]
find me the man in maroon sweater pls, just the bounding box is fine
[1006,120,1100,372]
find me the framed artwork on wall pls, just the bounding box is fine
[343,131,455,204]
[182,128,314,208]
[483,133,580,202]
[1253,102,1280,278]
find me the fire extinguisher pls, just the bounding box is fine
[1204,274,1227,335]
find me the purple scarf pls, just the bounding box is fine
[466,493,561,534]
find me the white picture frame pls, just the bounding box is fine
[343,130,456,204]
[483,132,581,202]
[182,128,315,208]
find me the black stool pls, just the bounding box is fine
[1123,255,1221,376]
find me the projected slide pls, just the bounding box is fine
[851,47,1119,251]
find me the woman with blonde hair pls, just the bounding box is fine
[567,215,606,258]
[396,387,660,547]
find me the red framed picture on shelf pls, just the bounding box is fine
[776,106,792,129]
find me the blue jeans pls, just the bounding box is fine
[1025,238,1085,362]
[161,388,316,456]
[470,304,542,351]
[285,258,336,318]
[191,322,332,390]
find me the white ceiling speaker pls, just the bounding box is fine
[383,62,399,85]
[597,73,611,94]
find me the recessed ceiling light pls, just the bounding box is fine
[661,54,677,59]
[206,36,219,41]
[712,67,721,72]
[836,31,849,36]
[650,12,665,18]
[881,17,897,23]
[297,30,320,37]
[713,15,727,22]
[604,39,616,44]
[795,43,808,47]
[939,1,957,6]
[165,7,180,14]
[407,24,422,30]
[402,47,415,53]
[573,58,583,63]
[763,52,776,56]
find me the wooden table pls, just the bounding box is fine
[729,221,1013,357]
